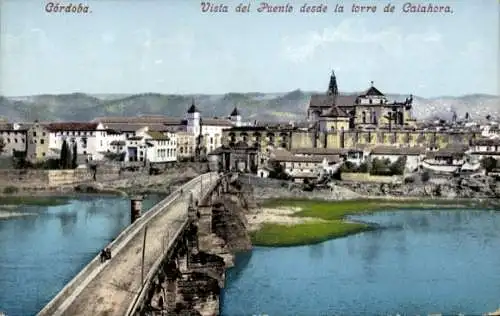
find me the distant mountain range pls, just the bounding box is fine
[0,91,498,123]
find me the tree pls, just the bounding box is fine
[268,160,289,180]
[72,142,78,169]
[480,157,498,174]
[389,156,407,175]
[0,137,5,154]
[465,112,470,120]
[370,158,391,175]
[59,139,72,169]
[421,171,430,182]
[66,141,73,169]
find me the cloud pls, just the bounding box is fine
[154,59,163,64]
[281,19,443,63]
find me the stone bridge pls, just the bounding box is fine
[37,171,246,316]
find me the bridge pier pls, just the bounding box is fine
[130,196,143,224]
[130,174,250,316]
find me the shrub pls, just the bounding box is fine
[421,171,430,182]
[481,157,499,173]
[404,176,415,184]
[389,156,407,175]
[370,156,407,176]
[358,162,369,173]
[3,186,19,194]
[340,161,369,173]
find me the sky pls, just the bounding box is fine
[0,0,498,97]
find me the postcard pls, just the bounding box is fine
[0,1,499,316]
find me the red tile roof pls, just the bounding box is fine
[309,94,358,108]
[320,106,350,118]
[46,122,100,132]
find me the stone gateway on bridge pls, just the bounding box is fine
[38,172,252,316]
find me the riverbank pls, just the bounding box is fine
[248,198,498,247]
[0,191,167,220]
[0,165,203,196]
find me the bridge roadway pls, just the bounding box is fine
[38,172,220,316]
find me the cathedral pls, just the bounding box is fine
[307,70,416,131]
[220,70,478,160]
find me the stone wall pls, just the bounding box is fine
[341,172,403,183]
[0,168,121,188]
[239,174,290,189]
[130,175,251,316]
[0,169,50,187]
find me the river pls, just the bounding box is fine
[0,194,164,316]
[221,209,500,316]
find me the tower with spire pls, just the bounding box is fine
[326,70,339,101]
[186,98,201,136]
[229,106,242,127]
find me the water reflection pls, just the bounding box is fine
[308,241,324,259]
[222,210,500,316]
[57,211,78,236]
[226,251,252,284]
[0,194,164,316]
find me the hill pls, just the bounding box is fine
[1,92,498,123]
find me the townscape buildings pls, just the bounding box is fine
[0,70,499,180]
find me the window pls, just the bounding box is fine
[33,132,37,137]
[40,139,44,144]
[42,152,46,156]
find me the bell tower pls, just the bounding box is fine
[327,70,339,103]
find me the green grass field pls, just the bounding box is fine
[251,198,493,247]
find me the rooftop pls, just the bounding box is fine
[230,107,240,116]
[370,145,425,156]
[187,101,199,114]
[46,122,100,132]
[146,131,170,141]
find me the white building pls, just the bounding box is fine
[46,122,111,161]
[345,147,369,166]
[271,148,341,182]
[185,102,234,154]
[0,123,28,156]
[421,146,473,174]
[94,101,238,158]
[369,146,425,173]
[124,128,177,164]
[469,138,500,160]
[480,124,499,139]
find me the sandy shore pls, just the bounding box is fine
[487,308,500,316]
[246,206,325,231]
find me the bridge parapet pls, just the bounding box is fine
[125,174,228,315]
[37,172,220,316]
[127,172,253,316]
